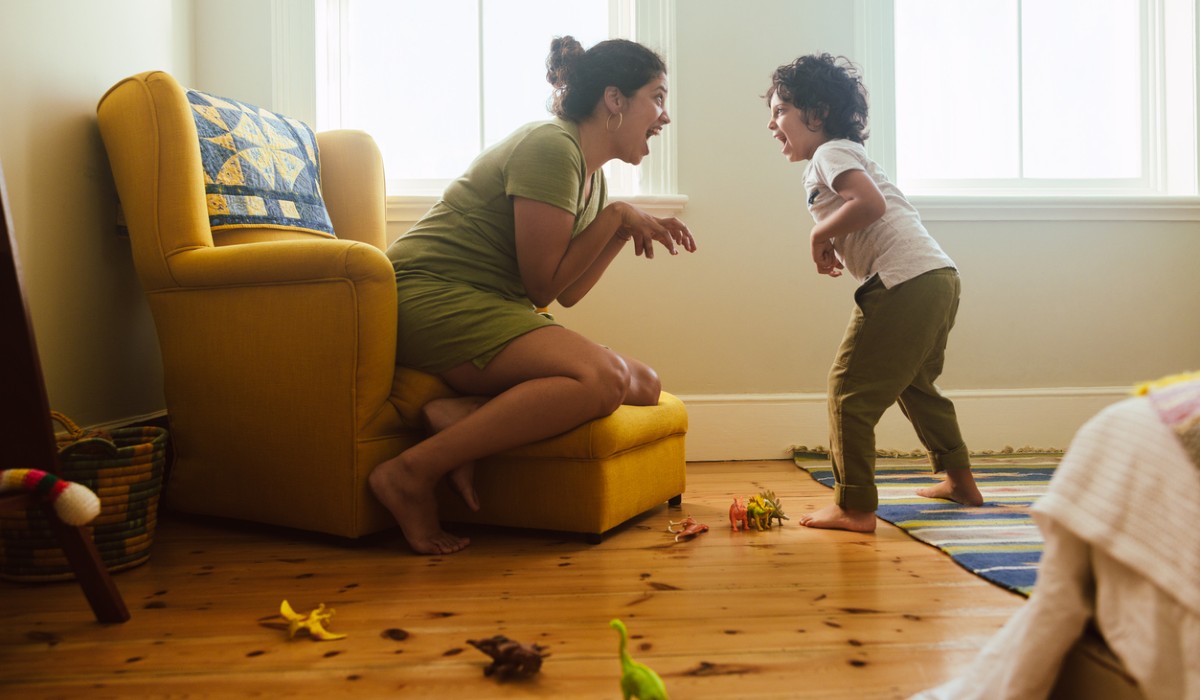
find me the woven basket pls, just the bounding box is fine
[0,412,167,582]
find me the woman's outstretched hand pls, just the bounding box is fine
[614,202,697,259]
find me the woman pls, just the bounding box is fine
[371,36,697,554]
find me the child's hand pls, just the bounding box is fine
[812,238,843,277]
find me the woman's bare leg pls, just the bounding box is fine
[421,396,487,511]
[371,327,647,555]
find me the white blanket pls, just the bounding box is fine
[1037,394,1200,617]
[912,393,1200,700]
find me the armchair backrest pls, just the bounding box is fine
[97,71,387,292]
[98,71,210,291]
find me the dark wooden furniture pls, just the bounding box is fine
[0,161,129,623]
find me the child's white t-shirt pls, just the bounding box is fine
[804,139,955,288]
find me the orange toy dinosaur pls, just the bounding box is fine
[729,496,749,531]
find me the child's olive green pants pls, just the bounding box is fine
[827,267,970,512]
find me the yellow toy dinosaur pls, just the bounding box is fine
[279,600,346,641]
[742,490,789,531]
[610,618,669,700]
[745,493,771,530]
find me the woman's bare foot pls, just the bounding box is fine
[798,504,877,533]
[916,468,984,506]
[369,456,470,555]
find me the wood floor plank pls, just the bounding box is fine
[0,460,1024,698]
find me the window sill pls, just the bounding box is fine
[609,194,689,218]
[910,195,1200,222]
[386,194,688,225]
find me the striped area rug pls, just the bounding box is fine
[793,451,1062,596]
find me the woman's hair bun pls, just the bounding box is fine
[546,35,585,88]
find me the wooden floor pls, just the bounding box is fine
[0,460,1026,699]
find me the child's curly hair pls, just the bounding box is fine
[767,53,869,144]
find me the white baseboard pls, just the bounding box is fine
[677,387,1130,462]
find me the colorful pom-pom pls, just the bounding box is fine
[0,469,100,526]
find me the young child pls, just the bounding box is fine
[766,53,983,533]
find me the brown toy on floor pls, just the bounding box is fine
[466,635,550,680]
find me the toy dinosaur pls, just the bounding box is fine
[666,515,708,542]
[279,600,346,641]
[466,634,549,680]
[611,618,669,700]
[737,490,789,531]
[745,494,772,530]
[760,489,789,527]
[728,496,749,531]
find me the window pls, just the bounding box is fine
[860,0,1198,199]
[315,0,678,201]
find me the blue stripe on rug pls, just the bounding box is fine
[794,452,1061,596]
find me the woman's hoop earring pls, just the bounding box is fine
[606,112,624,132]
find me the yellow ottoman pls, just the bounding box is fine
[392,369,687,542]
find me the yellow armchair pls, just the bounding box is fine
[98,71,406,537]
[96,71,687,542]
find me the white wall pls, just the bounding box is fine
[559,0,1200,456]
[0,0,191,426]
[3,0,1197,459]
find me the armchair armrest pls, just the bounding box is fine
[166,239,393,289]
[151,238,399,432]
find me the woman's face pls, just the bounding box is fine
[616,74,670,165]
[768,92,824,162]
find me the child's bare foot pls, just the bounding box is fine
[916,468,984,506]
[798,504,877,533]
[447,462,479,511]
[369,456,470,555]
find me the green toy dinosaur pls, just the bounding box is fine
[610,618,669,700]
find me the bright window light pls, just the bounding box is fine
[317,0,672,197]
[1020,0,1141,179]
[878,0,1197,196]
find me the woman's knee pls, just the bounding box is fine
[626,362,661,406]
[592,354,662,411]
[582,352,632,417]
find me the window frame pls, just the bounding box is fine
[855,0,1200,222]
